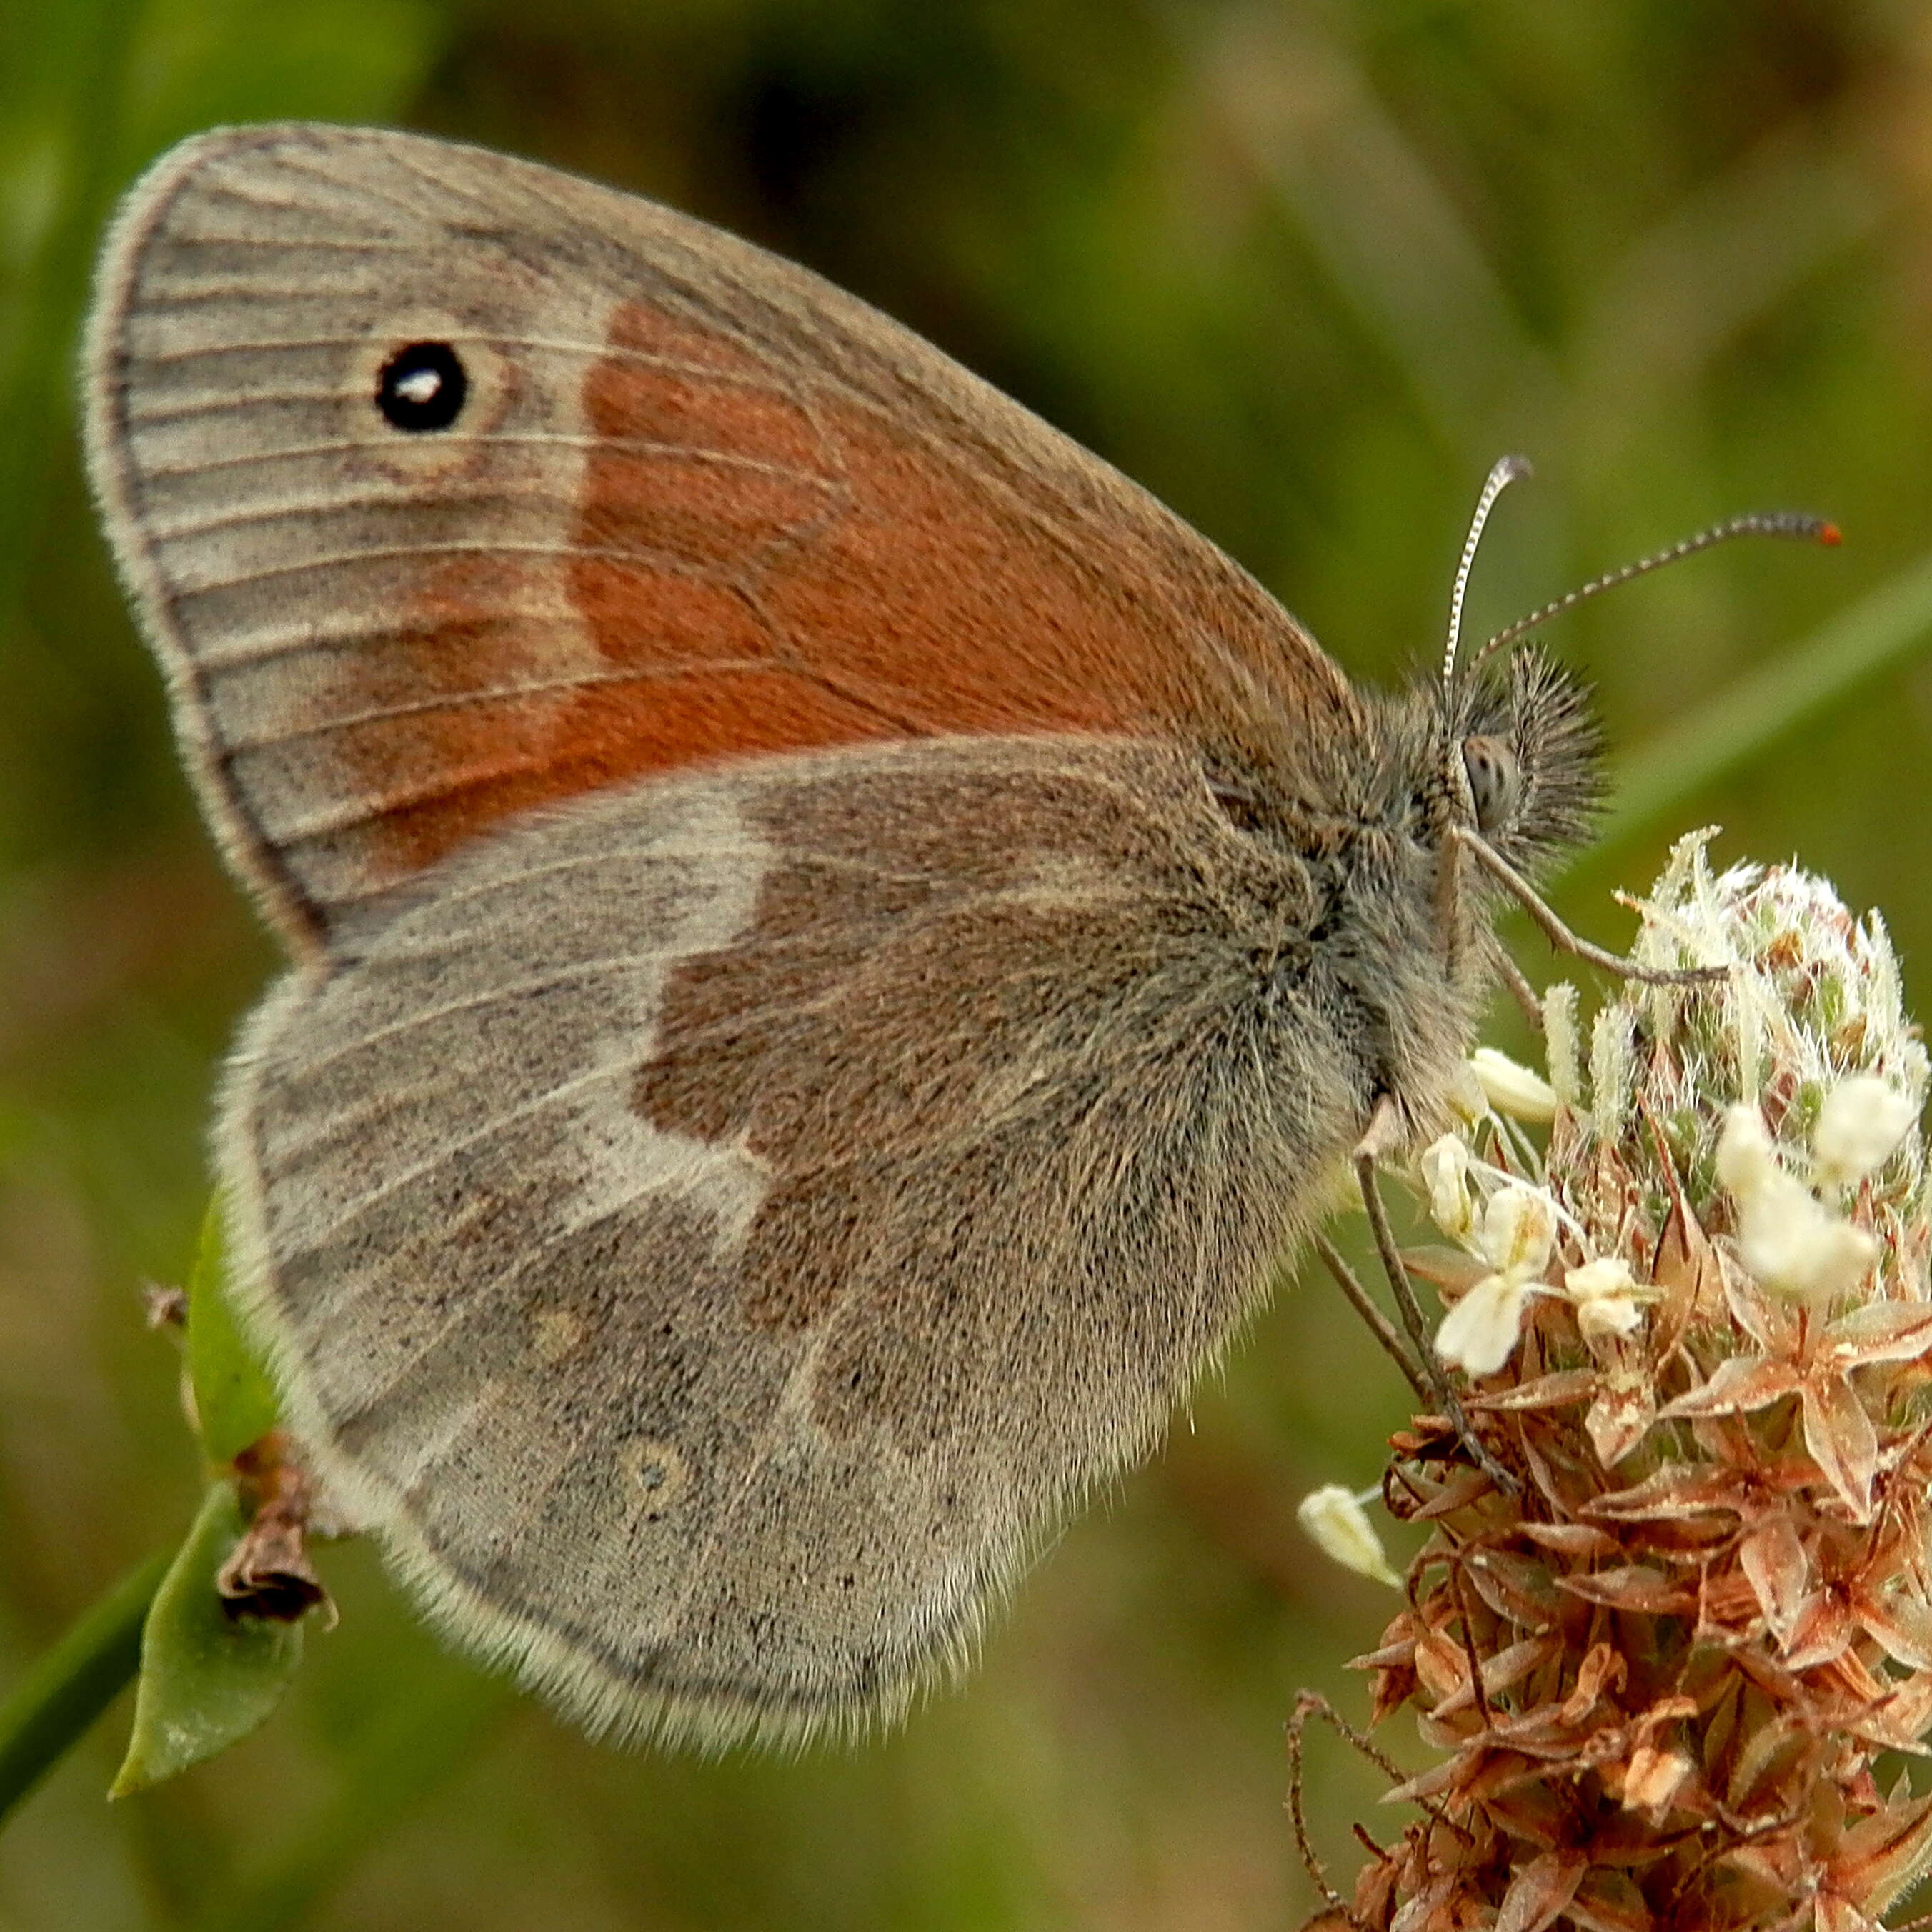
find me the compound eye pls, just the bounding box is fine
[1462,735,1521,835]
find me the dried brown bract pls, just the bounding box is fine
[219,1433,331,1625]
[1301,835,1932,1932]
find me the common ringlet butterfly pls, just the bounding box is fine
[85,122,1715,1749]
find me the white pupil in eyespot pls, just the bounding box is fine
[394,367,443,404]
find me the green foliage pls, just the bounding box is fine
[1597,549,1932,867]
[116,0,442,160]
[0,1553,168,1825]
[109,1483,304,1800]
[184,1201,279,1467]
[0,1202,297,1820]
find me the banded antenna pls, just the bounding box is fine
[1441,454,1534,699]
[1473,509,1841,672]
[1440,459,1840,695]
[1431,457,1837,921]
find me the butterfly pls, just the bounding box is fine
[85,121,1604,1748]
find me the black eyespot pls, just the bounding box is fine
[1462,734,1522,835]
[374,341,467,432]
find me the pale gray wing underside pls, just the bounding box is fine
[223,735,1338,1743]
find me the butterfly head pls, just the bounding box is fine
[1321,643,1600,1015]
[1231,465,1603,1142]
[1436,640,1601,879]
[1415,455,1840,936]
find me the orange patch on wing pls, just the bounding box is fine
[326,312,883,885]
[564,302,1184,747]
[324,294,1264,895]
[320,549,579,853]
[753,402,1149,737]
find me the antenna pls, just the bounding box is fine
[1473,509,1841,672]
[1441,454,1533,696]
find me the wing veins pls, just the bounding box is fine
[139,432,829,484]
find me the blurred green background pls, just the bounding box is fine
[4,2,1931,1927]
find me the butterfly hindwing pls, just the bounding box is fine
[224,736,1341,1743]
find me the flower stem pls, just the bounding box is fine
[0,1549,170,1828]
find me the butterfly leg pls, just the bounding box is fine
[1451,827,1727,989]
[1351,1098,1520,1496]
[1494,947,1544,1030]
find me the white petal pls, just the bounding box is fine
[1577,1294,1645,1341]
[1814,1075,1919,1188]
[1446,1058,1488,1125]
[1806,1219,1881,1300]
[1478,1184,1555,1277]
[1436,1273,1530,1376]
[1295,1485,1402,1588]
[1717,1104,1780,1202]
[1565,1258,1638,1298]
[1736,1172,1828,1284]
[1738,1172,1877,1300]
[1563,1258,1648,1341]
[1470,1047,1559,1124]
[1419,1135,1473,1238]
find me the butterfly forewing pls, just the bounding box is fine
[86,122,1356,954]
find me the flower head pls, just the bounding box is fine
[1307,836,1932,1932]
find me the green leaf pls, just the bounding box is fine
[110,1481,304,1798]
[186,1199,279,1465]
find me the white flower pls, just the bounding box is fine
[1563,1257,1652,1342]
[1470,1048,1559,1125]
[1436,1185,1555,1375]
[1813,1075,1918,1190]
[1718,1080,1886,1300]
[1716,1104,1780,1202]
[1736,1170,1877,1301]
[1419,1135,1473,1238]
[1479,1184,1555,1277]
[1296,1484,1401,1588]
[1436,1274,1533,1376]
